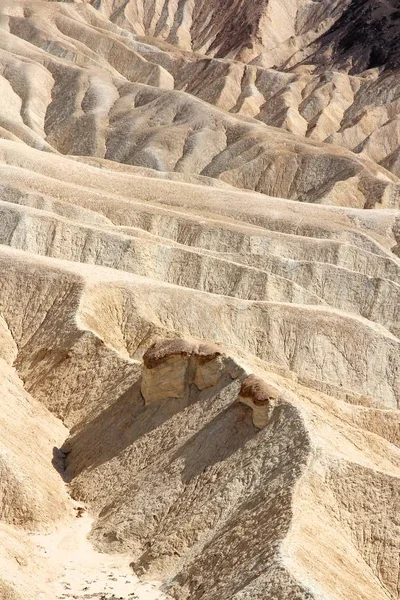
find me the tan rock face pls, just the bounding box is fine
[142,351,190,403]
[141,338,245,403]
[0,1,399,600]
[238,374,282,428]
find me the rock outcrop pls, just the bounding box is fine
[141,338,245,403]
[0,1,398,600]
[238,374,282,428]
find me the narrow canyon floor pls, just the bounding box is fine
[29,494,168,600]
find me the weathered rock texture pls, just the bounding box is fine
[0,1,399,599]
[141,338,245,402]
[238,374,282,428]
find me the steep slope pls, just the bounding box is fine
[0,138,399,599]
[0,2,398,600]
[85,0,400,71]
[77,0,400,178]
[0,0,399,207]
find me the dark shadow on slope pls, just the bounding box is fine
[52,446,68,480]
[134,403,310,592]
[173,401,258,483]
[171,401,291,484]
[311,0,400,73]
[61,373,237,480]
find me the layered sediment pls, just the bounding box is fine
[0,1,399,599]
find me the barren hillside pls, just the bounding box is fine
[0,1,399,599]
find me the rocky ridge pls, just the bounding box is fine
[0,1,399,600]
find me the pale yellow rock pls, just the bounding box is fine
[142,353,190,403]
[0,2,398,600]
[141,338,246,402]
[193,354,245,390]
[238,374,282,428]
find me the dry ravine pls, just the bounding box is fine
[0,1,399,600]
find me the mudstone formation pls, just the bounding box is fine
[0,1,399,599]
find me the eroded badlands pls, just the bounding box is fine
[0,1,399,599]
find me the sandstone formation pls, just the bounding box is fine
[0,1,399,600]
[238,374,282,428]
[141,338,245,403]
